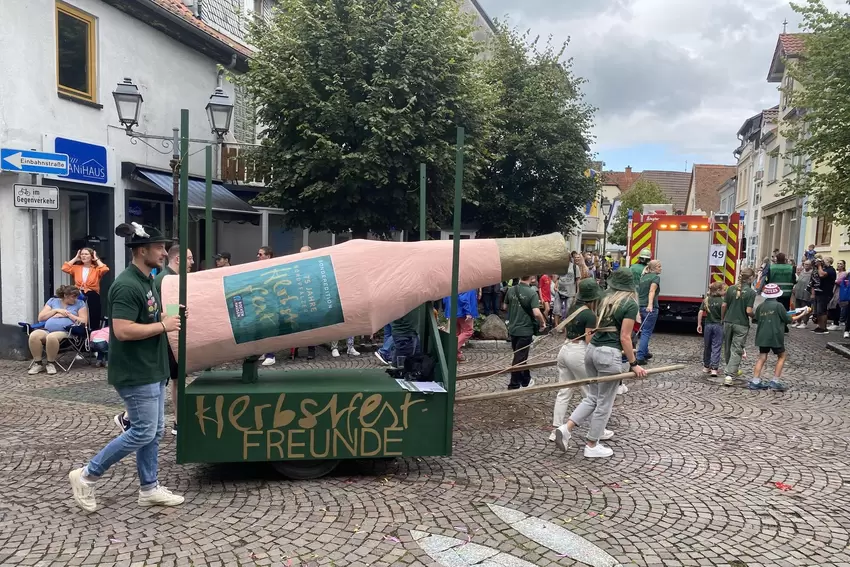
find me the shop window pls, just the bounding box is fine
[816,217,832,247]
[57,2,97,103]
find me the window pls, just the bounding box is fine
[781,75,794,109]
[767,152,779,183]
[56,2,97,102]
[816,217,832,247]
[233,84,257,144]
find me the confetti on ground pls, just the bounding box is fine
[385,536,401,544]
[588,511,598,517]
[774,482,793,491]
[109,538,122,544]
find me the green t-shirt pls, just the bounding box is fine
[107,264,169,387]
[630,263,645,289]
[753,298,791,348]
[702,295,723,324]
[638,273,660,308]
[591,296,639,351]
[564,302,597,341]
[505,283,540,337]
[391,308,420,338]
[723,285,756,327]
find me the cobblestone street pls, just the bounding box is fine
[2,325,849,567]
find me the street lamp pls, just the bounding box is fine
[205,87,234,140]
[112,77,143,131]
[111,78,235,237]
[601,197,615,266]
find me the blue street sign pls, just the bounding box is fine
[0,148,69,175]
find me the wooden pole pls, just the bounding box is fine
[176,109,190,464]
[458,359,557,381]
[455,364,684,403]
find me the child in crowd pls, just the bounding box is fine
[698,282,725,377]
[750,283,791,391]
[89,326,109,368]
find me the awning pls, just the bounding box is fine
[129,165,259,215]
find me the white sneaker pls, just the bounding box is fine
[261,357,276,366]
[138,485,184,507]
[45,362,57,375]
[548,430,557,442]
[28,363,44,375]
[617,384,628,395]
[828,324,841,331]
[600,429,614,440]
[75,354,84,361]
[524,378,535,388]
[554,425,571,452]
[69,467,96,512]
[702,367,710,374]
[347,347,360,356]
[844,331,850,339]
[331,348,340,358]
[584,443,614,458]
[375,351,390,366]
[724,375,734,387]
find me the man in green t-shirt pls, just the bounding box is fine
[503,275,547,389]
[721,267,756,386]
[116,245,194,437]
[630,248,651,289]
[69,223,185,513]
[749,283,792,391]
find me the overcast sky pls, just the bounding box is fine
[476,0,838,172]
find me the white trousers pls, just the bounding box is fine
[552,341,589,427]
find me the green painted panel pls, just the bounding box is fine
[223,255,344,344]
[180,370,449,463]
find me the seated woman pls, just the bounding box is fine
[28,285,88,375]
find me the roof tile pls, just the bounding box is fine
[148,0,252,57]
[690,164,737,214]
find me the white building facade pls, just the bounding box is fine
[0,0,252,356]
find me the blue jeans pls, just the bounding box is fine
[393,335,419,367]
[637,307,658,360]
[703,322,723,369]
[378,324,393,359]
[481,293,499,316]
[85,380,166,489]
[91,341,108,361]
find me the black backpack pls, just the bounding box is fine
[386,353,436,382]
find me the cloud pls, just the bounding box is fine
[475,0,845,166]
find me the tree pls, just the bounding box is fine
[472,25,596,237]
[608,180,670,246]
[783,0,850,226]
[240,0,494,237]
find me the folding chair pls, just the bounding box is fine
[18,294,92,372]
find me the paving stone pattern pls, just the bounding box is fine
[1,326,849,566]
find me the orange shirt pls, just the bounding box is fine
[62,262,109,294]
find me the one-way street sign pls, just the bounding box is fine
[0,148,69,175]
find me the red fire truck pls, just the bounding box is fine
[626,204,744,323]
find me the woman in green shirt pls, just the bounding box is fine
[554,270,647,459]
[550,279,603,442]
[721,267,756,386]
[697,281,725,376]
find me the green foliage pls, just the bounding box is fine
[239,0,494,237]
[473,25,597,237]
[608,180,669,245]
[784,0,850,225]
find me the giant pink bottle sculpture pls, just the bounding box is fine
[161,234,569,372]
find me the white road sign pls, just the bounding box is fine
[14,184,59,210]
[709,244,726,267]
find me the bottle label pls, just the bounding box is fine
[223,255,344,344]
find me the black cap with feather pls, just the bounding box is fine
[115,222,172,248]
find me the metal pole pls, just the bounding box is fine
[419,163,426,241]
[205,146,213,270]
[445,127,464,455]
[170,128,180,240]
[176,110,190,464]
[30,172,40,317]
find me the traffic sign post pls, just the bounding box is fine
[13,184,59,210]
[0,148,69,175]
